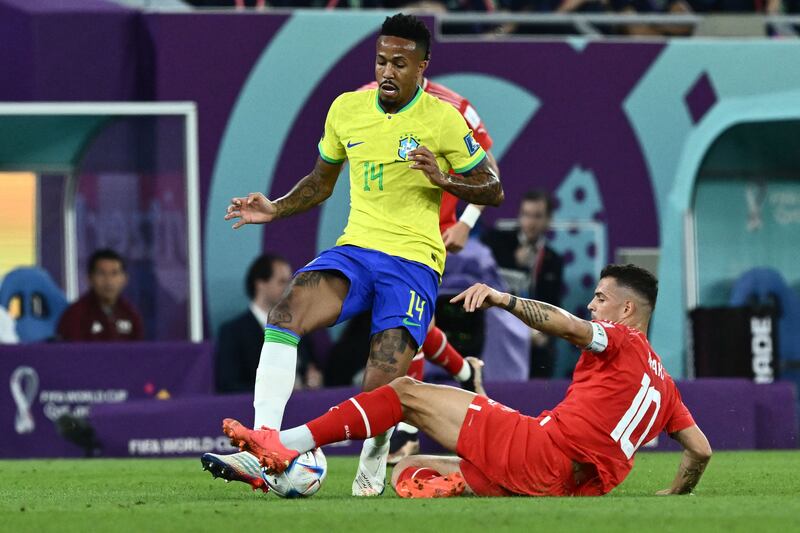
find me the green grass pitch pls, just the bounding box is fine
[1,451,799,532]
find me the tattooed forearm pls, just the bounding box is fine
[503,295,518,312]
[274,162,338,219]
[441,159,504,206]
[499,295,592,345]
[676,463,707,494]
[513,300,555,328]
[670,453,710,494]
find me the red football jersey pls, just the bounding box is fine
[542,321,695,494]
[357,79,494,232]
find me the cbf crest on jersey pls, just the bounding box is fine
[397,134,420,161]
[464,132,480,156]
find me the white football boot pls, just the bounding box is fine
[351,429,393,497]
[201,451,268,493]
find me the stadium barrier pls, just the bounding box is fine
[1,340,795,457]
[0,342,213,458]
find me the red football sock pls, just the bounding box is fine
[397,467,439,484]
[406,351,425,381]
[423,326,469,381]
[306,385,403,447]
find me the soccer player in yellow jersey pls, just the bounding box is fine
[203,13,503,496]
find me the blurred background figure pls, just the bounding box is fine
[214,253,321,394]
[0,305,18,344]
[482,190,564,377]
[56,249,144,342]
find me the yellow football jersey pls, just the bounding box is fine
[318,87,486,275]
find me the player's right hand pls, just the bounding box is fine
[450,283,506,312]
[225,192,278,228]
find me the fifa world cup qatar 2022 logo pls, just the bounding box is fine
[9,366,40,434]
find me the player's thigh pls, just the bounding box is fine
[390,377,475,451]
[267,270,349,336]
[362,327,418,391]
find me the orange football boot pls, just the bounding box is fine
[395,472,467,499]
[222,418,299,475]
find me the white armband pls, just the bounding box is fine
[459,204,482,229]
[585,322,609,353]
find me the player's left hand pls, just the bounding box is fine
[655,488,676,496]
[442,222,470,253]
[409,146,448,188]
[450,283,506,312]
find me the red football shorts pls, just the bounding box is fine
[456,395,602,497]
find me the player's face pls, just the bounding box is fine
[259,261,292,308]
[587,277,625,322]
[518,199,550,241]
[89,259,127,305]
[375,36,427,112]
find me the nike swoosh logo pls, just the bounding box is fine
[402,318,421,327]
[347,141,365,148]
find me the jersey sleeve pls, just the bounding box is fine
[317,96,346,164]
[665,380,696,434]
[461,100,494,151]
[438,104,486,174]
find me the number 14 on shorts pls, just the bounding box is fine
[404,289,426,327]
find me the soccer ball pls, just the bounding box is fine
[261,448,327,498]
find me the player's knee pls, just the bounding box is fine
[389,376,427,410]
[389,375,419,396]
[391,456,427,488]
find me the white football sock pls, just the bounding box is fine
[361,427,394,456]
[279,425,315,453]
[253,330,299,429]
[455,361,472,382]
[396,421,419,434]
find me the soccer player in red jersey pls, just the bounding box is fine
[223,264,712,498]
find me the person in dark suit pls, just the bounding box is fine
[482,190,564,378]
[215,254,320,393]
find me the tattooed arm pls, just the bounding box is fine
[450,283,593,347]
[409,146,504,207]
[657,425,712,495]
[224,157,342,228]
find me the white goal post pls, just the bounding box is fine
[0,102,203,342]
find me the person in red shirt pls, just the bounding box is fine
[57,249,144,341]
[222,264,711,498]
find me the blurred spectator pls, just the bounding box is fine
[215,254,321,394]
[0,305,19,344]
[482,190,563,377]
[57,249,144,342]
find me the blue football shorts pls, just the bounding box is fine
[295,245,439,349]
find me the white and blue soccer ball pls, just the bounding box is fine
[261,448,327,498]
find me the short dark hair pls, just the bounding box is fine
[88,249,125,275]
[600,264,658,310]
[379,13,431,61]
[522,189,554,217]
[245,253,288,300]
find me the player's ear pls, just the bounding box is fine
[622,299,635,318]
[418,59,429,77]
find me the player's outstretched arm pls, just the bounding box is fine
[450,283,593,347]
[273,157,343,218]
[224,157,342,228]
[657,425,712,495]
[409,147,503,207]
